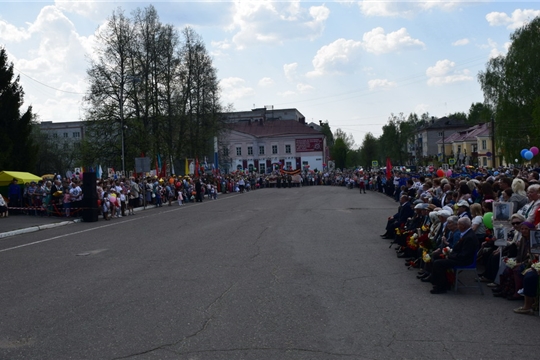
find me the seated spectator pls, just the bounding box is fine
[429,217,478,294]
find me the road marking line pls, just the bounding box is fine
[0,192,244,253]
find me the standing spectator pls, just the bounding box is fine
[8,178,21,211]
[69,181,83,216]
[195,179,203,202]
[0,194,8,217]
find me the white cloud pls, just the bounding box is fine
[296,83,314,93]
[258,77,274,87]
[368,79,396,91]
[220,77,255,102]
[486,9,540,30]
[415,103,430,115]
[283,62,298,82]
[362,27,425,54]
[426,59,473,86]
[418,0,465,12]
[0,20,31,42]
[211,39,231,50]
[358,1,413,18]
[54,0,109,21]
[278,90,296,97]
[359,0,467,18]
[452,38,469,46]
[228,1,329,49]
[307,38,362,77]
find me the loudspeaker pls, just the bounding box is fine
[82,172,99,222]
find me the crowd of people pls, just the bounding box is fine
[373,166,540,315]
[3,165,540,315]
[1,170,340,220]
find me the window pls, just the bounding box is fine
[472,144,478,152]
[73,132,81,138]
[438,131,444,137]
[236,147,242,156]
[272,145,278,154]
[259,146,265,155]
[457,145,461,153]
[481,140,487,150]
[285,161,292,170]
[53,133,58,138]
[285,144,291,154]
[223,148,229,156]
[63,132,68,138]
[483,157,487,166]
[259,163,266,173]
[247,146,253,155]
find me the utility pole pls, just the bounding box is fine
[442,130,445,164]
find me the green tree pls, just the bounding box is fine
[319,120,334,147]
[478,16,540,163]
[83,6,223,175]
[467,102,493,124]
[331,137,348,170]
[358,132,379,169]
[0,47,37,171]
[334,128,355,149]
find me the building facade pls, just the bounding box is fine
[39,121,86,146]
[407,116,470,165]
[220,109,326,174]
[437,122,493,167]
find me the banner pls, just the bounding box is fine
[295,138,323,152]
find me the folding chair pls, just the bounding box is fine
[454,256,484,295]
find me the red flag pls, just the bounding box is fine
[386,157,392,180]
[195,157,199,177]
[155,157,159,176]
[161,160,167,178]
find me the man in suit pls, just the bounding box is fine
[381,195,414,239]
[430,217,478,294]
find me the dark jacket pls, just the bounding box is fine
[448,228,478,266]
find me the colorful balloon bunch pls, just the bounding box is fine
[521,147,539,161]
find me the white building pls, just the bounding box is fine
[221,109,327,173]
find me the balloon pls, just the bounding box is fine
[446,169,452,177]
[521,149,529,158]
[436,169,444,177]
[483,212,493,229]
[531,147,539,156]
[524,151,534,160]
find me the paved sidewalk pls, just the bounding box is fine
[0,204,157,239]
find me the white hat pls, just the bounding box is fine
[437,209,452,218]
[457,200,470,208]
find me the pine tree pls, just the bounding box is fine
[0,47,37,171]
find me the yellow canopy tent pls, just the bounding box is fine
[0,171,42,187]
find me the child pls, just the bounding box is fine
[119,190,127,216]
[0,195,8,218]
[177,191,183,206]
[63,188,71,217]
[102,192,111,220]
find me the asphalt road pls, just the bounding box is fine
[0,186,538,360]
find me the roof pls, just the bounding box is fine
[419,116,469,130]
[436,123,490,144]
[228,120,322,138]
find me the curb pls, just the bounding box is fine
[0,219,84,240]
[0,197,216,240]
[0,204,158,240]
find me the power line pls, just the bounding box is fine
[14,66,88,95]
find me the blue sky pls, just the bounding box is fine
[1,1,539,147]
